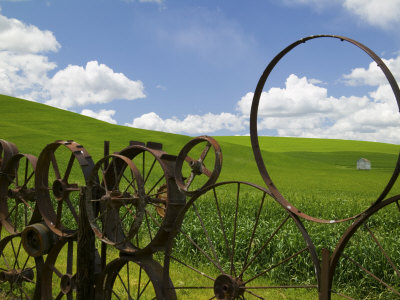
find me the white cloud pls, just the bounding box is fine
[44,61,145,109]
[283,0,400,29]
[0,14,60,53]
[0,13,145,110]
[342,56,400,87]
[343,0,400,29]
[237,74,400,144]
[126,112,245,134]
[81,109,117,124]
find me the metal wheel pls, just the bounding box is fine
[113,143,186,254]
[0,233,43,299]
[164,181,320,299]
[35,140,95,237]
[86,154,146,251]
[175,136,222,196]
[0,154,40,234]
[41,237,77,300]
[328,195,400,299]
[0,139,19,171]
[98,254,176,300]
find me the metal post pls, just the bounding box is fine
[319,248,331,300]
[77,186,95,300]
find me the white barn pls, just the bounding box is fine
[357,158,371,170]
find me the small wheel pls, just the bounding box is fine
[328,195,400,298]
[35,140,95,237]
[175,136,222,195]
[98,255,176,300]
[0,139,18,171]
[164,181,320,299]
[41,237,77,299]
[86,154,146,250]
[0,233,43,299]
[114,143,186,254]
[0,153,40,234]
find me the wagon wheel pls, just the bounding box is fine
[114,143,186,254]
[97,254,176,300]
[86,154,146,250]
[35,140,95,237]
[0,139,19,171]
[0,233,43,299]
[328,194,400,298]
[0,153,41,235]
[41,237,77,300]
[175,136,222,195]
[164,181,320,299]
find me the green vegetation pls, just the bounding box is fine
[0,95,399,299]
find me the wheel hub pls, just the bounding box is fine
[52,179,67,200]
[214,274,244,300]
[60,274,74,294]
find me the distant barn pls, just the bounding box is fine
[357,158,371,170]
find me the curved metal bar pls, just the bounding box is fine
[250,34,400,223]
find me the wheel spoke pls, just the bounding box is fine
[242,192,266,272]
[50,151,61,179]
[343,253,400,296]
[62,153,75,182]
[67,239,73,274]
[243,247,308,285]
[364,224,400,278]
[240,214,290,278]
[64,196,79,223]
[192,203,223,273]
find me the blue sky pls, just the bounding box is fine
[1,0,400,143]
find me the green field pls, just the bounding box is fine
[0,94,399,299]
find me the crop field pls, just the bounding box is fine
[0,95,399,299]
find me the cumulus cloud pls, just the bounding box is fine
[342,56,400,87]
[283,0,400,29]
[81,109,117,124]
[0,13,145,110]
[343,0,400,28]
[0,14,60,53]
[237,73,400,143]
[45,61,145,109]
[126,112,245,134]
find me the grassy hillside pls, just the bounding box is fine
[1,94,398,196]
[1,95,400,298]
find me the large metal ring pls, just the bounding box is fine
[250,35,400,223]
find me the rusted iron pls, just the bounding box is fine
[0,233,44,299]
[0,153,41,234]
[250,34,400,224]
[174,136,223,196]
[163,181,320,299]
[35,140,95,237]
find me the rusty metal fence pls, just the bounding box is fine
[0,35,398,299]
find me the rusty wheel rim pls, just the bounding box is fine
[327,194,400,298]
[35,140,95,237]
[250,35,400,224]
[86,154,146,250]
[164,181,320,299]
[175,136,223,196]
[0,233,43,299]
[115,144,186,254]
[99,255,176,300]
[41,237,77,300]
[0,154,39,234]
[0,139,19,171]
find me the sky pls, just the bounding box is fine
[1,0,400,144]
